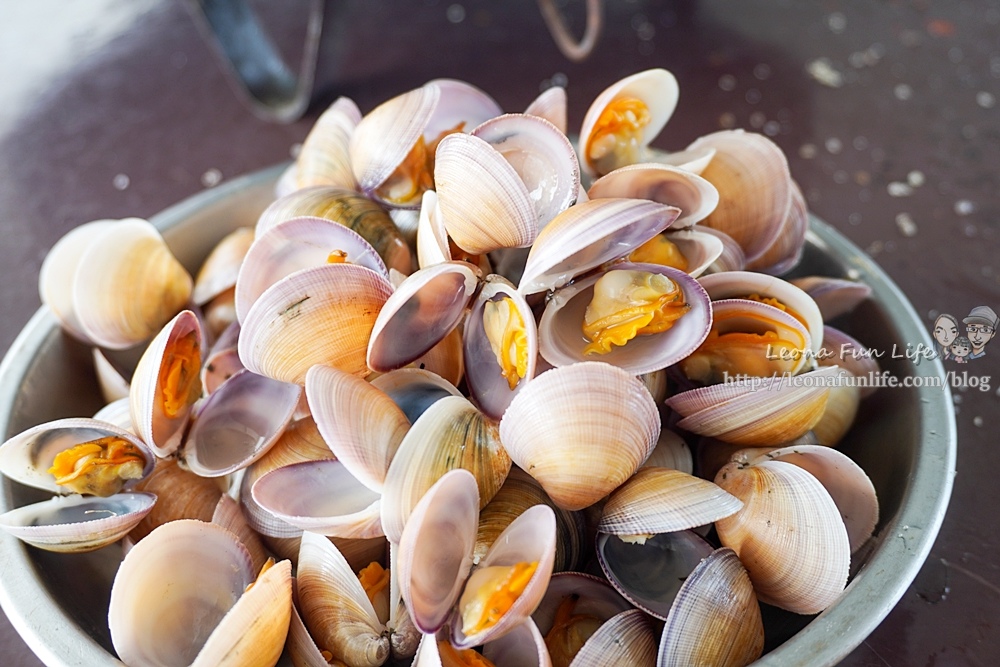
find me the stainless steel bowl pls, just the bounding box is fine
[0,164,956,666]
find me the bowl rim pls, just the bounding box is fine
[0,164,956,666]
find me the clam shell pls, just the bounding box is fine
[525,85,567,134]
[518,198,681,295]
[435,132,539,254]
[0,492,156,553]
[398,469,479,634]
[239,263,394,384]
[92,397,133,432]
[129,309,204,458]
[424,78,503,138]
[0,417,155,495]
[531,572,632,636]
[92,348,130,405]
[212,494,270,574]
[714,458,851,614]
[754,444,878,553]
[498,362,659,511]
[38,219,115,342]
[481,618,553,667]
[597,467,743,536]
[369,368,464,424]
[537,262,712,375]
[129,457,223,542]
[72,218,193,349]
[367,262,481,373]
[472,113,580,231]
[641,429,693,474]
[579,68,679,178]
[745,179,808,275]
[662,228,726,277]
[666,366,837,446]
[350,84,440,205]
[587,163,719,229]
[818,325,881,398]
[790,276,873,322]
[235,215,389,324]
[685,129,793,264]
[252,459,383,539]
[416,190,450,269]
[699,226,746,273]
[657,547,764,667]
[306,364,410,493]
[295,96,361,192]
[182,368,301,477]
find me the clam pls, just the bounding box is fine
[235,215,389,324]
[239,262,394,384]
[818,325,881,398]
[578,68,679,178]
[40,217,193,349]
[293,96,362,192]
[498,362,659,511]
[525,85,568,134]
[397,469,557,649]
[192,226,255,306]
[587,163,719,230]
[255,186,412,274]
[625,227,726,279]
[790,276,873,322]
[109,519,292,667]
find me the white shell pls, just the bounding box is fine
[587,163,719,229]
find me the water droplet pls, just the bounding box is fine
[974,416,983,427]
[833,170,849,184]
[799,143,818,159]
[895,213,918,237]
[825,138,843,154]
[928,309,940,319]
[954,199,976,215]
[289,143,302,158]
[827,12,847,33]
[745,88,762,104]
[763,120,781,136]
[112,174,130,190]
[754,63,772,80]
[201,169,223,187]
[888,182,913,197]
[749,112,766,128]
[853,136,869,150]
[953,394,963,404]
[637,40,655,56]
[636,21,655,41]
[964,223,978,237]
[806,58,844,88]
[976,91,996,109]
[894,84,914,101]
[719,112,737,129]
[907,170,926,187]
[446,3,465,23]
[849,212,862,226]
[551,72,568,87]
[718,74,737,92]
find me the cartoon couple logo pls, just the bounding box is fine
[933,306,998,363]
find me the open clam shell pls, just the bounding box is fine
[472,113,580,231]
[587,163,719,229]
[435,132,540,254]
[579,68,679,178]
[182,368,300,477]
[367,261,481,373]
[714,457,851,614]
[235,215,389,324]
[699,270,825,354]
[129,309,204,458]
[450,503,557,649]
[0,417,155,496]
[518,198,681,296]
[568,608,658,667]
[538,262,712,374]
[525,84,567,134]
[463,275,538,420]
[499,362,659,511]
[0,491,156,553]
[239,263,394,384]
[110,519,291,667]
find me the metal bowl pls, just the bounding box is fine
[0,164,956,666]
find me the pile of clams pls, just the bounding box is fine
[1,68,884,667]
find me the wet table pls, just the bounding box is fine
[0,1,997,664]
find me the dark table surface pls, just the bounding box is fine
[1,0,997,665]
